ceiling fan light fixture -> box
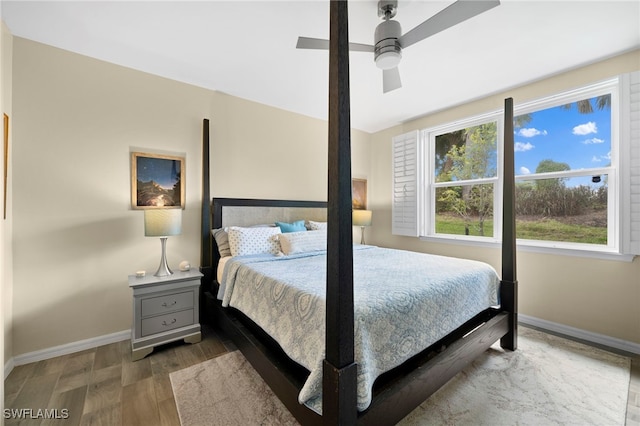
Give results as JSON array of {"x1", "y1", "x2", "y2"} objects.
[
  {"x1": 375, "y1": 51, "x2": 401, "y2": 70},
  {"x1": 374, "y1": 19, "x2": 402, "y2": 70}
]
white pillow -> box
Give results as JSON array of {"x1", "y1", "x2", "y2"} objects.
[
  {"x1": 279, "y1": 230, "x2": 327, "y2": 255},
  {"x1": 227, "y1": 226, "x2": 281, "y2": 256},
  {"x1": 306, "y1": 220, "x2": 327, "y2": 231}
]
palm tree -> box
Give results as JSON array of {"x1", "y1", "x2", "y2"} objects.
[{"x1": 561, "y1": 94, "x2": 611, "y2": 113}]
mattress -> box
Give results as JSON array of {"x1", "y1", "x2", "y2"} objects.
[{"x1": 218, "y1": 245, "x2": 500, "y2": 413}]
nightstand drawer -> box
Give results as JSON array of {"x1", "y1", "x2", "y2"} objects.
[
  {"x1": 141, "y1": 291, "x2": 193, "y2": 317},
  {"x1": 141, "y1": 309, "x2": 194, "y2": 337}
]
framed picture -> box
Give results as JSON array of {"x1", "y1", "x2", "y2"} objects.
[
  {"x1": 352, "y1": 178, "x2": 367, "y2": 210},
  {"x1": 131, "y1": 151, "x2": 185, "y2": 209},
  {"x1": 3, "y1": 114, "x2": 8, "y2": 219}
]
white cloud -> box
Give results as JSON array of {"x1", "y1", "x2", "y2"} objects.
[
  {"x1": 591, "y1": 152, "x2": 611, "y2": 162},
  {"x1": 582, "y1": 137, "x2": 605, "y2": 144},
  {"x1": 518, "y1": 127, "x2": 547, "y2": 138},
  {"x1": 573, "y1": 121, "x2": 598, "y2": 135},
  {"x1": 517, "y1": 128, "x2": 548, "y2": 137},
  {"x1": 514, "y1": 142, "x2": 534, "y2": 152},
  {"x1": 519, "y1": 166, "x2": 531, "y2": 175}
]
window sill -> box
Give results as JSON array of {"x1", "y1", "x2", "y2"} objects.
[{"x1": 419, "y1": 235, "x2": 636, "y2": 262}]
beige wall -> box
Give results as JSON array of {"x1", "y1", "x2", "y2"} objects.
[
  {"x1": 11, "y1": 38, "x2": 211, "y2": 356},
  {"x1": 208, "y1": 92, "x2": 370, "y2": 201},
  {"x1": 10, "y1": 37, "x2": 371, "y2": 357},
  {"x1": 369, "y1": 49, "x2": 640, "y2": 345},
  {"x1": 1, "y1": 18, "x2": 14, "y2": 398}
]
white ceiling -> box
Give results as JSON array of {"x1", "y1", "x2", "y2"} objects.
[{"x1": 2, "y1": 1, "x2": 639, "y2": 133}]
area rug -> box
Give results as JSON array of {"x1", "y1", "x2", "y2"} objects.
[{"x1": 170, "y1": 327, "x2": 630, "y2": 426}]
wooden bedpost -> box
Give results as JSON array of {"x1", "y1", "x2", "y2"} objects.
[
  {"x1": 201, "y1": 118, "x2": 211, "y2": 269},
  {"x1": 500, "y1": 98, "x2": 518, "y2": 350},
  {"x1": 323, "y1": 0, "x2": 358, "y2": 424},
  {"x1": 200, "y1": 118, "x2": 214, "y2": 316}
]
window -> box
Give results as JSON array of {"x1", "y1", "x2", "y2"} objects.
[
  {"x1": 392, "y1": 72, "x2": 640, "y2": 258},
  {"x1": 432, "y1": 120, "x2": 498, "y2": 238},
  {"x1": 513, "y1": 91, "x2": 614, "y2": 249}
]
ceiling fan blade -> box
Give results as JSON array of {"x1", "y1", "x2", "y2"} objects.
[
  {"x1": 383, "y1": 67, "x2": 402, "y2": 93},
  {"x1": 399, "y1": 0, "x2": 500, "y2": 49},
  {"x1": 296, "y1": 36, "x2": 374, "y2": 52},
  {"x1": 348, "y1": 42, "x2": 375, "y2": 53},
  {"x1": 297, "y1": 37, "x2": 330, "y2": 50}
]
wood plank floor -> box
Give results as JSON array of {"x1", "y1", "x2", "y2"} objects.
[
  {"x1": 4, "y1": 324, "x2": 234, "y2": 426},
  {"x1": 4, "y1": 324, "x2": 640, "y2": 425},
  {"x1": 630, "y1": 356, "x2": 640, "y2": 426}
]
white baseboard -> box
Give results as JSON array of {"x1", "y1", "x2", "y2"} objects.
[
  {"x1": 4, "y1": 356, "x2": 15, "y2": 380},
  {"x1": 519, "y1": 314, "x2": 640, "y2": 355},
  {"x1": 5, "y1": 316, "x2": 639, "y2": 380},
  {"x1": 4, "y1": 329, "x2": 130, "y2": 380}
]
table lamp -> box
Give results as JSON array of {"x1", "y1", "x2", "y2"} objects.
[
  {"x1": 352, "y1": 209, "x2": 372, "y2": 245},
  {"x1": 144, "y1": 209, "x2": 182, "y2": 277}
]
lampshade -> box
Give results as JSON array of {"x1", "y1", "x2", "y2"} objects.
[
  {"x1": 352, "y1": 210, "x2": 372, "y2": 227},
  {"x1": 144, "y1": 209, "x2": 182, "y2": 237}
]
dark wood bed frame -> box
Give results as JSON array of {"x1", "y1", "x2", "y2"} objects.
[{"x1": 198, "y1": 2, "x2": 517, "y2": 425}]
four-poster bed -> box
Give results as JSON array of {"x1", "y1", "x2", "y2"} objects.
[{"x1": 198, "y1": 2, "x2": 517, "y2": 424}]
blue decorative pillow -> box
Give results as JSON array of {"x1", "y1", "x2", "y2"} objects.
[{"x1": 276, "y1": 220, "x2": 307, "y2": 233}]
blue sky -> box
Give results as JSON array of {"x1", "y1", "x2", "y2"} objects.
[
  {"x1": 514, "y1": 98, "x2": 611, "y2": 177},
  {"x1": 136, "y1": 156, "x2": 181, "y2": 188}
]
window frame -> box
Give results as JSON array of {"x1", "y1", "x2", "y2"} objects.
[
  {"x1": 416, "y1": 78, "x2": 633, "y2": 260},
  {"x1": 510, "y1": 79, "x2": 619, "y2": 253},
  {"x1": 424, "y1": 112, "x2": 503, "y2": 243}
]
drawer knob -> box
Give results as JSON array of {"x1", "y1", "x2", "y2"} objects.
[
  {"x1": 161, "y1": 301, "x2": 177, "y2": 308},
  {"x1": 162, "y1": 318, "x2": 177, "y2": 326}
]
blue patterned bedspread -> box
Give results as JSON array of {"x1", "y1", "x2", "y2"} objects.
[{"x1": 218, "y1": 246, "x2": 500, "y2": 413}]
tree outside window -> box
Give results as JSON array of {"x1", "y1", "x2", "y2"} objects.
[{"x1": 434, "y1": 122, "x2": 497, "y2": 237}]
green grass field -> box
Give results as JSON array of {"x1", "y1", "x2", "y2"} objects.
[{"x1": 435, "y1": 215, "x2": 607, "y2": 244}]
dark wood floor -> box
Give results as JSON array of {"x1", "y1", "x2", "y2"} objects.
[{"x1": 4, "y1": 324, "x2": 640, "y2": 426}]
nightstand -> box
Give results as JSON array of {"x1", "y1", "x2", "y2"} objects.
[{"x1": 128, "y1": 269, "x2": 203, "y2": 361}]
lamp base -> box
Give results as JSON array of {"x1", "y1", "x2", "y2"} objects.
[
  {"x1": 154, "y1": 237, "x2": 173, "y2": 277},
  {"x1": 360, "y1": 226, "x2": 366, "y2": 245}
]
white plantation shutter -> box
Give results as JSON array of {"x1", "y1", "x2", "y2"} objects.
[
  {"x1": 392, "y1": 131, "x2": 420, "y2": 236},
  {"x1": 621, "y1": 71, "x2": 640, "y2": 255}
]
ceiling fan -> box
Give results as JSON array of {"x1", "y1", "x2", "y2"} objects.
[{"x1": 296, "y1": 0, "x2": 500, "y2": 93}]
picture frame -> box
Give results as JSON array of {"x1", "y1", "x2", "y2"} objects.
[
  {"x1": 352, "y1": 178, "x2": 367, "y2": 210},
  {"x1": 131, "y1": 151, "x2": 185, "y2": 209},
  {"x1": 3, "y1": 113, "x2": 8, "y2": 220}
]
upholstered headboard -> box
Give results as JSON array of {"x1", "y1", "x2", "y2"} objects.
[
  {"x1": 216, "y1": 205, "x2": 327, "y2": 228},
  {"x1": 205, "y1": 198, "x2": 328, "y2": 280}
]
